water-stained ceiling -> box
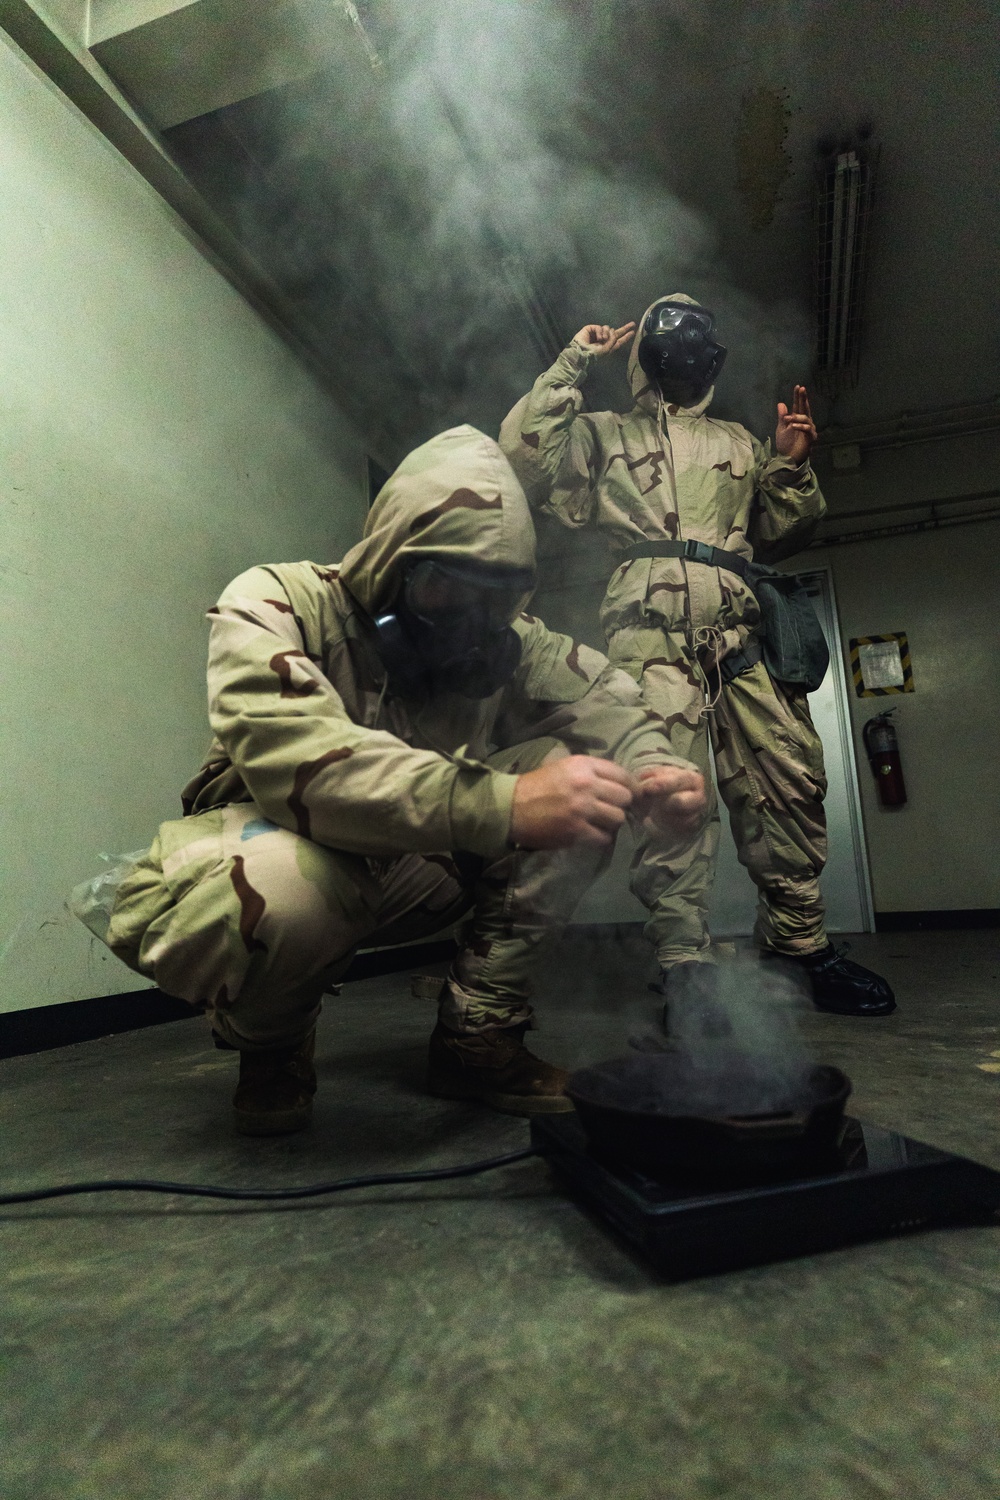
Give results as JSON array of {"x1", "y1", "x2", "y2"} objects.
[{"x1": 90, "y1": 0, "x2": 999, "y2": 462}]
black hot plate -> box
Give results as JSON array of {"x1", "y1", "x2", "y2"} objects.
[{"x1": 531, "y1": 1114, "x2": 1000, "y2": 1280}]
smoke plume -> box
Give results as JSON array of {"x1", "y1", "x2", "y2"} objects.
[
  {"x1": 577, "y1": 956, "x2": 815, "y2": 1118},
  {"x1": 173, "y1": 0, "x2": 813, "y2": 456}
]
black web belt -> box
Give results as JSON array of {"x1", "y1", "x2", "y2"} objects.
[
  {"x1": 619, "y1": 538, "x2": 830, "y2": 692},
  {"x1": 620, "y1": 537, "x2": 757, "y2": 585},
  {"x1": 619, "y1": 538, "x2": 764, "y2": 681}
]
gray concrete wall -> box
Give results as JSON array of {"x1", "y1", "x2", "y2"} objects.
[
  {"x1": 0, "y1": 31, "x2": 368, "y2": 1014},
  {"x1": 532, "y1": 432, "x2": 1000, "y2": 917},
  {"x1": 812, "y1": 432, "x2": 1000, "y2": 913},
  {"x1": 807, "y1": 517, "x2": 1000, "y2": 914}
]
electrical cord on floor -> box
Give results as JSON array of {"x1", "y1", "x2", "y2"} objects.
[{"x1": 0, "y1": 1147, "x2": 541, "y2": 1208}]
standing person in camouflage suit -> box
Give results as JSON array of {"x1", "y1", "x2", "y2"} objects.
[
  {"x1": 499, "y1": 294, "x2": 894, "y2": 1019},
  {"x1": 96, "y1": 425, "x2": 705, "y2": 1135}
]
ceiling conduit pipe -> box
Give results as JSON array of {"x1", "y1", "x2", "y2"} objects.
[{"x1": 808, "y1": 489, "x2": 1000, "y2": 548}]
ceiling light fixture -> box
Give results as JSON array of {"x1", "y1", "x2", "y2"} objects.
[{"x1": 814, "y1": 141, "x2": 877, "y2": 395}]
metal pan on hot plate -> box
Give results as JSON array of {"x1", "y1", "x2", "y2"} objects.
[{"x1": 567, "y1": 1057, "x2": 852, "y2": 1185}]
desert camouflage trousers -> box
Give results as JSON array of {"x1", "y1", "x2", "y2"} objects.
[
  {"x1": 611, "y1": 625, "x2": 829, "y2": 966},
  {"x1": 105, "y1": 738, "x2": 609, "y2": 1050}
]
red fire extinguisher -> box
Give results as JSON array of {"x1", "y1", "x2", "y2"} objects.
[{"x1": 862, "y1": 709, "x2": 907, "y2": 807}]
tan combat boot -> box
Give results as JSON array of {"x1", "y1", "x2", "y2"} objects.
[
  {"x1": 232, "y1": 1030, "x2": 317, "y2": 1136},
  {"x1": 427, "y1": 1022, "x2": 573, "y2": 1116}
]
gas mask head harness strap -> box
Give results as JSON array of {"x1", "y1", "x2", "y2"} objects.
[
  {"x1": 373, "y1": 556, "x2": 535, "y2": 699},
  {"x1": 637, "y1": 299, "x2": 728, "y2": 406}
]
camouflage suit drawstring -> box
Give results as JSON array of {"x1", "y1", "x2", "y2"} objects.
[
  {"x1": 655, "y1": 394, "x2": 726, "y2": 720},
  {"x1": 693, "y1": 625, "x2": 727, "y2": 719},
  {"x1": 373, "y1": 674, "x2": 389, "y2": 729}
]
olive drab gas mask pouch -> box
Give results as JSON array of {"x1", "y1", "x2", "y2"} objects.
[{"x1": 746, "y1": 566, "x2": 830, "y2": 694}]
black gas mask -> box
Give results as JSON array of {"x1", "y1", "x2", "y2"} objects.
[
  {"x1": 637, "y1": 300, "x2": 727, "y2": 406},
  {"x1": 373, "y1": 557, "x2": 534, "y2": 699}
]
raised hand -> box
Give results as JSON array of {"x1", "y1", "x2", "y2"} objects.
[
  {"x1": 572, "y1": 322, "x2": 636, "y2": 357},
  {"x1": 633, "y1": 765, "x2": 707, "y2": 839},
  {"x1": 510, "y1": 755, "x2": 636, "y2": 850},
  {"x1": 775, "y1": 385, "x2": 818, "y2": 465}
]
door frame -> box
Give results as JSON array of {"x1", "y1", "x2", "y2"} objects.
[{"x1": 798, "y1": 565, "x2": 875, "y2": 932}]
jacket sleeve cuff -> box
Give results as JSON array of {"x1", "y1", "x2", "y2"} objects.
[
  {"x1": 552, "y1": 340, "x2": 596, "y2": 386},
  {"x1": 765, "y1": 457, "x2": 813, "y2": 489},
  {"x1": 448, "y1": 768, "x2": 519, "y2": 857}
]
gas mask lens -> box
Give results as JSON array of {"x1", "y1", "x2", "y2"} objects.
[
  {"x1": 404, "y1": 559, "x2": 534, "y2": 632},
  {"x1": 646, "y1": 304, "x2": 715, "y2": 337}
]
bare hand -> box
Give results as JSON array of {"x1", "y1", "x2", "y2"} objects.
[
  {"x1": 775, "y1": 385, "x2": 817, "y2": 465},
  {"x1": 510, "y1": 756, "x2": 636, "y2": 850},
  {"x1": 633, "y1": 765, "x2": 707, "y2": 839},
  {"x1": 573, "y1": 322, "x2": 636, "y2": 358}
]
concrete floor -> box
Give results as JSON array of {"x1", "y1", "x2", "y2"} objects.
[{"x1": 1, "y1": 929, "x2": 999, "y2": 1500}]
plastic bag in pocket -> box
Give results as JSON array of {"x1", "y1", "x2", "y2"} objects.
[{"x1": 67, "y1": 850, "x2": 150, "y2": 943}]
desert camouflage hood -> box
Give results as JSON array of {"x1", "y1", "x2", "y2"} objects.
[
  {"x1": 627, "y1": 292, "x2": 715, "y2": 419},
  {"x1": 339, "y1": 425, "x2": 537, "y2": 618},
  {"x1": 169, "y1": 413, "x2": 684, "y2": 867}
]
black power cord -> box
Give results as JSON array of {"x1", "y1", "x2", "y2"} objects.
[{"x1": 0, "y1": 1148, "x2": 540, "y2": 1208}]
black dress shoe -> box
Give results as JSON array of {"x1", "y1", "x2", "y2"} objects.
[
  {"x1": 764, "y1": 943, "x2": 896, "y2": 1016},
  {"x1": 656, "y1": 962, "x2": 732, "y2": 1038}
]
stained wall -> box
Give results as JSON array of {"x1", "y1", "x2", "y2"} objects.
[{"x1": 0, "y1": 33, "x2": 368, "y2": 1013}]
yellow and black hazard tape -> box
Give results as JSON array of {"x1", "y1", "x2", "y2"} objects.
[{"x1": 849, "y1": 632, "x2": 914, "y2": 698}]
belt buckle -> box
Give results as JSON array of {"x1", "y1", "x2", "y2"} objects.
[{"x1": 682, "y1": 539, "x2": 715, "y2": 566}]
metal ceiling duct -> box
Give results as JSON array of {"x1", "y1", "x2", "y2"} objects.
[{"x1": 814, "y1": 143, "x2": 877, "y2": 395}]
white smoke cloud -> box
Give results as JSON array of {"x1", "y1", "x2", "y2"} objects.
[
  {"x1": 216, "y1": 0, "x2": 813, "y2": 448},
  {"x1": 611, "y1": 955, "x2": 815, "y2": 1117}
]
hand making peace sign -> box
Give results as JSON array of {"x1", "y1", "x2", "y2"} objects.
[
  {"x1": 775, "y1": 385, "x2": 818, "y2": 466},
  {"x1": 572, "y1": 322, "x2": 637, "y2": 356}
]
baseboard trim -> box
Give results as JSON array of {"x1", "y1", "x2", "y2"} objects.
[
  {"x1": 338, "y1": 938, "x2": 458, "y2": 981},
  {"x1": 874, "y1": 909, "x2": 1000, "y2": 932},
  {"x1": 562, "y1": 922, "x2": 645, "y2": 938},
  {"x1": 5, "y1": 914, "x2": 995, "y2": 1060},
  {"x1": 0, "y1": 939, "x2": 461, "y2": 1062},
  {"x1": 0, "y1": 989, "x2": 194, "y2": 1061}
]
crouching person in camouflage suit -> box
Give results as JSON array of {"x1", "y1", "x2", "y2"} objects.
[
  {"x1": 500, "y1": 294, "x2": 895, "y2": 1021},
  {"x1": 98, "y1": 426, "x2": 705, "y2": 1135}
]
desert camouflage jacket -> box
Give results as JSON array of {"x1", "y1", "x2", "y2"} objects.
[
  {"x1": 181, "y1": 426, "x2": 686, "y2": 860},
  {"x1": 499, "y1": 293, "x2": 827, "y2": 665}
]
